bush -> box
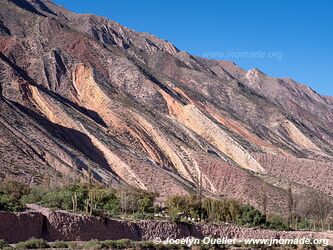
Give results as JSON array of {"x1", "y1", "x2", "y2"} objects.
[
  {"x1": 165, "y1": 195, "x2": 299, "y2": 232},
  {"x1": 0, "y1": 180, "x2": 29, "y2": 212},
  {"x1": 266, "y1": 214, "x2": 289, "y2": 230},
  {"x1": 237, "y1": 204, "x2": 266, "y2": 227},
  {"x1": 0, "y1": 239, "x2": 11, "y2": 249},
  {"x1": 103, "y1": 239, "x2": 134, "y2": 249},
  {"x1": 166, "y1": 195, "x2": 189, "y2": 216},
  {"x1": 23, "y1": 184, "x2": 90, "y2": 212},
  {"x1": 202, "y1": 198, "x2": 241, "y2": 223},
  {"x1": 298, "y1": 219, "x2": 311, "y2": 230},
  {"x1": 166, "y1": 195, "x2": 201, "y2": 219},
  {"x1": 35, "y1": 184, "x2": 122, "y2": 216},
  {"x1": 266, "y1": 215, "x2": 289, "y2": 230},
  {"x1": 67, "y1": 242, "x2": 78, "y2": 249},
  {"x1": 80, "y1": 240, "x2": 104, "y2": 250},
  {"x1": 0, "y1": 194, "x2": 22, "y2": 212},
  {"x1": 118, "y1": 189, "x2": 157, "y2": 215},
  {"x1": 134, "y1": 240, "x2": 156, "y2": 249},
  {"x1": 0, "y1": 180, "x2": 29, "y2": 200},
  {"x1": 167, "y1": 195, "x2": 269, "y2": 227},
  {"x1": 20, "y1": 187, "x2": 47, "y2": 205},
  {"x1": 15, "y1": 238, "x2": 49, "y2": 249},
  {"x1": 50, "y1": 240, "x2": 69, "y2": 248},
  {"x1": 97, "y1": 240, "x2": 115, "y2": 249},
  {"x1": 102, "y1": 194, "x2": 120, "y2": 215},
  {"x1": 138, "y1": 195, "x2": 154, "y2": 214},
  {"x1": 39, "y1": 188, "x2": 74, "y2": 210},
  {"x1": 88, "y1": 187, "x2": 120, "y2": 215},
  {"x1": 1, "y1": 180, "x2": 159, "y2": 218}
]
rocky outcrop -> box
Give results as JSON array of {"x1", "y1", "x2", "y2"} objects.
[
  {"x1": 1, "y1": 210, "x2": 333, "y2": 245},
  {"x1": 159, "y1": 90, "x2": 266, "y2": 174}
]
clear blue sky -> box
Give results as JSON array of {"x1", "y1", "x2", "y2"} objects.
[{"x1": 53, "y1": 0, "x2": 333, "y2": 96}]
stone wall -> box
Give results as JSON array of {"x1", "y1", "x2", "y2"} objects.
[
  {"x1": 0, "y1": 211, "x2": 44, "y2": 243},
  {"x1": 0, "y1": 210, "x2": 332, "y2": 244}
]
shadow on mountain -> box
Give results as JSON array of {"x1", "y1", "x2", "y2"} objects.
[
  {"x1": 31, "y1": 0, "x2": 57, "y2": 16},
  {"x1": 8, "y1": 0, "x2": 46, "y2": 17},
  {"x1": 135, "y1": 63, "x2": 190, "y2": 105},
  {"x1": 0, "y1": 20, "x2": 11, "y2": 36},
  {"x1": 0, "y1": 53, "x2": 107, "y2": 128},
  {"x1": 12, "y1": 101, "x2": 112, "y2": 172}
]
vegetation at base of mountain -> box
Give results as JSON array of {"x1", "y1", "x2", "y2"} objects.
[
  {"x1": 22, "y1": 184, "x2": 157, "y2": 217},
  {"x1": 0, "y1": 179, "x2": 332, "y2": 231},
  {"x1": 0, "y1": 179, "x2": 157, "y2": 217},
  {"x1": 166, "y1": 195, "x2": 288, "y2": 230},
  {"x1": 0, "y1": 180, "x2": 29, "y2": 212}
]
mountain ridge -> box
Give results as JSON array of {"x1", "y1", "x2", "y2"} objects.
[{"x1": 1, "y1": 0, "x2": 333, "y2": 216}]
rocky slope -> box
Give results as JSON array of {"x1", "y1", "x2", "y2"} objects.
[{"x1": 1, "y1": 0, "x2": 333, "y2": 215}]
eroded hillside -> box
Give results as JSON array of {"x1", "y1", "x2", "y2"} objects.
[{"x1": 1, "y1": 0, "x2": 333, "y2": 215}]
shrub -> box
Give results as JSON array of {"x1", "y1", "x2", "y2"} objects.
[
  {"x1": 40, "y1": 188, "x2": 73, "y2": 210},
  {"x1": 104, "y1": 239, "x2": 134, "y2": 249},
  {"x1": 88, "y1": 187, "x2": 120, "y2": 215},
  {"x1": 0, "y1": 239, "x2": 5, "y2": 248},
  {"x1": 99, "y1": 239, "x2": 158, "y2": 249},
  {"x1": 138, "y1": 195, "x2": 155, "y2": 214},
  {"x1": 266, "y1": 214, "x2": 289, "y2": 230},
  {"x1": 118, "y1": 189, "x2": 157, "y2": 215},
  {"x1": 237, "y1": 204, "x2": 266, "y2": 227},
  {"x1": 67, "y1": 242, "x2": 78, "y2": 249},
  {"x1": 15, "y1": 238, "x2": 49, "y2": 249},
  {"x1": 298, "y1": 219, "x2": 311, "y2": 230},
  {"x1": 202, "y1": 198, "x2": 241, "y2": 223},
  {"x1": 50, "y1": 240, "x2": 69, "y2": 248},
  {"x1": 135, "y1": 240, "x2": 156, "y2": 249},
  {"x1": 1, "y1": 180, "x2": 159, "y2": 218},
  {"x1": 102, "y1": 194, "x2": 120, "y2": 215},
  {"x1": 166, "y1": 195, "x2": 201, "y2": 219},
  {"x1": 20, "y1": 186, "x2": 48, "y2": 205},
  {"x1": 0, "y1": 180, "x2": 29, "y2": 212},
  {"x1": 0, "y1": 180, "x2": 29, "y2": 200},
  {"x1": 80, "y1": 240, "x2": 103, "y2": 250},
  {"x1": 0, "y1": 194, "x2": 20, "y2": 212},
  {"x1": 98, "y1": 240, "x2": 115, "y2": 249},
  {"x1": 0, "y1": 239, "x2": 11, "y2": 249}
]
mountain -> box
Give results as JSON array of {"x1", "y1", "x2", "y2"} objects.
[{"x1": 1, "y1": 0, "x2": 333, "y2": 216}]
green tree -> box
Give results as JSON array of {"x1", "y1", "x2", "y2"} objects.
[
  {"x1": 238, "y1": 204, "x2": 266, "y2": 227},
  {"x1": 0, "y1": 180, "x2": 29, "y2": 211}
]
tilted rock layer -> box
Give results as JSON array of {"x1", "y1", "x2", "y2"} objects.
[{"x1": 1, "y1": 0, "x2": 333, "y2": 214}]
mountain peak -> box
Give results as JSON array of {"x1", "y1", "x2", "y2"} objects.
[{"x1": 244, "y1": 68, "x2": 266, "y2": 83}]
